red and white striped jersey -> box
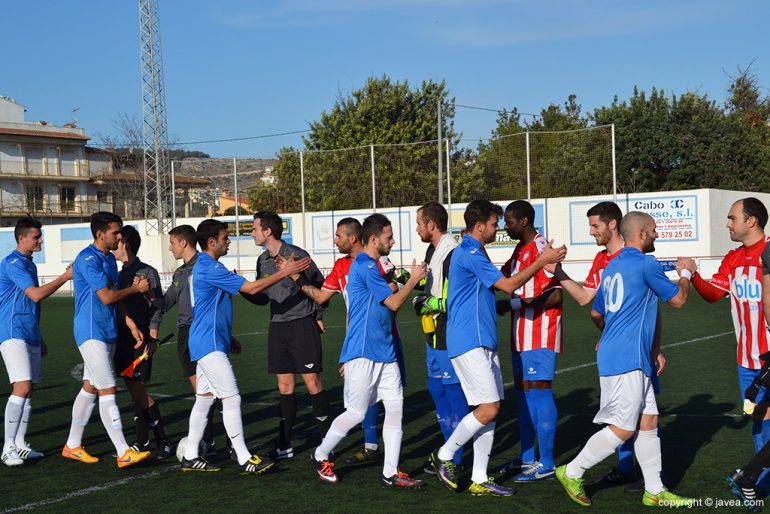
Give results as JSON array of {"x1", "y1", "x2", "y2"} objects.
[
  {"x1": 502, "y1": 234, "x2": 563, "y2": 353},
  {"x1": 321, "y1": 254, "x2": 394, "y2": 309},
  {"x1": 708, "y1": 236, "x2": 769, "y2": 369},
  {"x1": 583, "y1": 248, "x2": 622, "y2": 290}
]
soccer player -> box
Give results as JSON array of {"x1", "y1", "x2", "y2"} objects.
[
  {"x1": 112, "y1": 225, "x2": 171, "y2": 458},
  {"x1": 1, "y1": 218, "x2": 72, "y2": 466},
  {"x1": 310, "y1": 213, "x2": 426, "y2": 488},
  {"x1": 245, "y1": 211, "x2": 330, "y2": 459},
  {"x1": 412, "y1": 202, "x2": 469, "y2": 472},
  {"x1": 430, "y1": 199, "x2": 566, "y2": 497},
  {"x1": 62, "y1": 212, "x2": 153, "y2": 468},
  {"x1": 727, "y1": 237, "x2": 770, "y2": 510},
  {"x1": 691, "y1": 199, "x2": 769, "y2": 457},
  {"x1": 150, "y1": 224, "x2": 219, "y2": 458},
  {"x1": 495, "y1": 200, "x2": 563, "y2": 482},
  {"x1": 550, "y1": 201, "x2": 643, "y2": 487},
  {"x1": 180, "y1": 219, "x2": 310, "y2": 473},
  {"x1": 293, "y1": 217, "x2": 400, "y2": 465},
  {"x1": 555, "y1": 211, "x2": 695, "y2": 508}
]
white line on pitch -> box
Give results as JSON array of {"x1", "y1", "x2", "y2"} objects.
[{"x1": 3, "y1": 466, "x2": 177, "y2": 512}]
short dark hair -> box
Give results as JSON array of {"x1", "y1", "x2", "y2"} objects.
[
  {"x1": 169, "y1": 224, "x2": 197, "y2": 249},
  {"x1": 254, "y1": 211, "x2": 283, "y2": 239},
  {"x1": 337, "y1": 217, "x2": 363, "y2": 242},
  {"x1": 464, "y1": 200, "x2": 503, "y2": 231},
  {"x1": 196, "y1": 219, "x2": 228, "y2": 250},
  {"x1": 120, "y1": 225, "x2": 141, "y2": 254},
  {"x1": 741, "y1": 197, "x2": 768, "y2": 229},
  {"x1": 362, "y1": 213, "x2": 391, "y2": 244},
  {"x1": 505, "y1": 200, "x2": 535, "y2": 224},
  {"x1": 418, "y1": 202, "x2": 448, "y2": 232},
  {"x1": 14, "y1": 217, "x2": 42, "y2": 242},
  {"x1": 90, "y1": 211, "x2": 123, "y2": 238},
  {"x1": 586, "y1": 201, "x2": 623, "y2": 227}
]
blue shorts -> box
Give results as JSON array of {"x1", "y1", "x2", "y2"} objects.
[
  {"x1": 520, "y1": 348, "x2": 558, "y2": 381},
  {"x1": 426, "y1": 345, "x2": 460, "y2": 385},
  {"x1": 738, "y1": 365, "x2": 770, "y2": 405}
]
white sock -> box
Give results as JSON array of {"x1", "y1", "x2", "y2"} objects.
[
  {"x1": 221, "y1": 395, "x2": 251, "y2": 465},
  {"x1": 382, "y1": 400, "x2": 403, "y2": 478},
  {"x1": 315, "y1": 409, "x2": 366, "y2": 461},
  {"x1": 634, "y1": 429, "x2": 664, "y2": 495},
  {"x1": 471, "y1": 421, "x2": 495, "y2": 484},
  {"x1": 15, "y1": 398, "x2": 32, "y2": 449},
  {"x1": 66, "y1": 389, "x2": 96, "y2": 449},
  {"x1": 565, "y1": 426, "x2": 624, "y2": 478},
  {"x1": 365, "y1": 442, "x2": 379, "y2": 451},
  {"x1": 438, "y1": 412, "x2": 484, "y2": 461},
  {"x1": 184, "y1": 395, "x2": 215, "y2": 460},
  {"x1": 98, "y1": 394, "x2": 128, "y2": 456},
  {"x1": 3, "y1": 395, "x2": 25, "y2": 451}
]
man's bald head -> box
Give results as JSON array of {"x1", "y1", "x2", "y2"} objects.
[{"x1": 620, "y1": 211, "x2": 657, "y2": 253}]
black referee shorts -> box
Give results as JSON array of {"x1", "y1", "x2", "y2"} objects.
[
  {"x1": 267, "y1": 316, "x2": 323, "y2": 374},
  {"x1": 114, "y1": 334, "x2": 153, "y2": 383},
  {"x1": 177, "y1": 325, "x2": 197, "y2": 378}
]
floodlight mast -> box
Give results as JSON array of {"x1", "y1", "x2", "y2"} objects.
[{"x1": 139, "y1": 0, "x2": 172, "y2": 234}]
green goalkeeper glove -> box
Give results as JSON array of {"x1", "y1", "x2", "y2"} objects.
[
  {"x1": 412, "y1": 293, "x2": 445, "y2": 315},
  {"x1": 391, "y1": 268, "x2": 411, "y2": 286}
]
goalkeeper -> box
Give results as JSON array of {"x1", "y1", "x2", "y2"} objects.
[
  {"x1": 112, "y1": 225, "x2": 171, "y2": 459},
  {"x1": 413, "y1": 202, "x2": 469, "y2": 472}
]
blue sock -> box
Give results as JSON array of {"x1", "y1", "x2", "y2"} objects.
[
  {"x1": 526, "y1": 388, "x2": 557, "y2": 470},
  {"x1": 445, "y1": 383, "x2": 469, "y2": 465},
  {"x1": 517, "y1": 388, "x2": 536, "y2": 464},
  {"x1": 362, "y1": 403, "x2": 379, "y2": 447},
  {"x1": 753, "y1": 419, "x2": 770, "y2": 489},
  {"x1": 616, "y1": 438, "x2": 635, "y2": 474}
]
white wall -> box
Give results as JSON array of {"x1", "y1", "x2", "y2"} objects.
[{"x1": 4, "y1": 188, "x2": 768, "y2": 289}]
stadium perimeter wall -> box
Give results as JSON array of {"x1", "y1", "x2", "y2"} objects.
[{"x1": 5, "y1": 188, "x2": 768, "y2": 291}]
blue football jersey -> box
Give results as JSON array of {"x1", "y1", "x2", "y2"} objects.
[
  {"x1": 0, "y1": 250, "x2": 41, "y2": 345},
  {"x1": 339, "y1": 252, "x2": 398, "y2": 363},
  {"x1": 446, "y1": 236, "x2": 503, "y2": 358},
  {"x1": 189, "y1": 252, "x2": 246, "y2": 362},
  {"x1": 73, "y1": 244, "x2": 119, "y2": 346},
  {"x1": 593, "y1": 247, "x2": 679, "y2": 377}
]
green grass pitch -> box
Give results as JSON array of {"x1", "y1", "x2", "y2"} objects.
[{"x1": 0, "y1": 293, "x2": 757, "y2": 512}]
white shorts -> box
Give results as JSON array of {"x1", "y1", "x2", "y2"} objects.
[
  {"x1": 343, "y1": 358, "x2": 403, "y2": 414},
  {"x1": 451, "y1": 347, "x2": 504, "y2": 406},
  {"x1": 196, "y1": 352, "x2": 240, "y2": 399},
  {"x1": 1, "y1": 339, "x2": 41, "y2": 384},
  {"x1": 594, "y1": 370, "x2": 659, "y2": 431},
  {"x1": 79, "y1": 339, "x2": 117, "y2": 390}
]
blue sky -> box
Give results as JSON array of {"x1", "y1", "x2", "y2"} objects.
[{"x1": 1, "y1": 0, "x2": 767, "y2": 157}]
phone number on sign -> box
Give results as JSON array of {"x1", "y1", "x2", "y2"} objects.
[{"x1": 658, "y1": 230, "x2": 693, "y2": 240}]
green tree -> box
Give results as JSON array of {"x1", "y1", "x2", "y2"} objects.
[{"x1": 258, "y1": 75, "x2": 457, "y2": 212}]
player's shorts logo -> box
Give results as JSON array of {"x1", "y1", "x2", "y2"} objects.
[{"x1": 732, "y1": 277, "x2": 761, "y2": 301}]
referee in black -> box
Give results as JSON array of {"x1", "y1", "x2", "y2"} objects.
[
  {"x1": 113, "y1": 225, "x2": 171, "y2": 458},
  {"x1": 246, "y1": 211, "x2": 330, "y2": 460}
]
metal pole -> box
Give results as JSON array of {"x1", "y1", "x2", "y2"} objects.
[
  {"x1": 525, "y1": 131, "x2": 532, "y2": 201},
  {"x1": 299, "y1": 151, "x2": 307, "y2": 249},
  {"x1": 611, "y1": 124, "x2": 617, "y2": 200},
  {"x1": 445, "y1": 139, "x2": 453, "y2": 235},
  {"x1": 233, "y1": 157, "x2": 241, "y2": 273},
  {"x1": 437, "y1": 99, "x2": 443, "y2": 204},
  {"x1": 170, "y1": 160, "x2": 176, "y2": 228},
  {"x1": 370, "y1": 144, "x2": 376, "y2": 213}
]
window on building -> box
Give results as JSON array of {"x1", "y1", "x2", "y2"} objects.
[
  {"x1": 26, "y1": 185, "x2": 45, "y2": 212},
  {"x1": 26, "y1": 148, "x2": 43, "y2": 175},
  {"x1": 60, "y1": 186, "x2": 76, "y2": 212},
  {"x1": 96, "y1": 190, "x2": 111, "y2": 210}
]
